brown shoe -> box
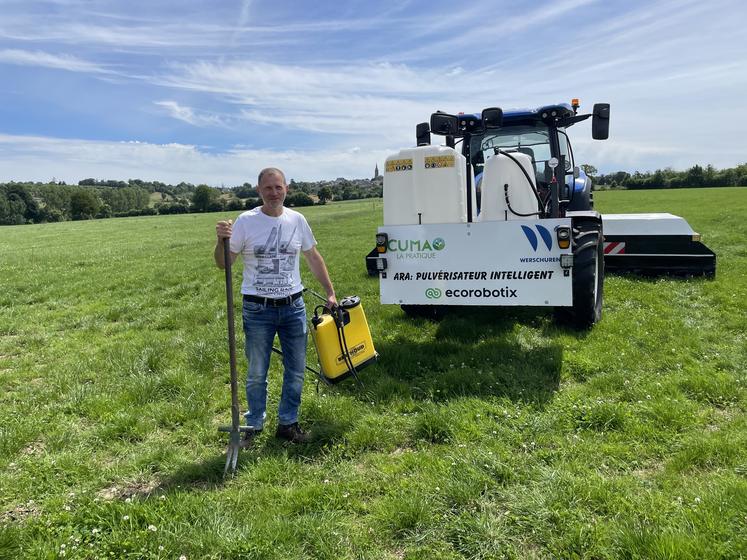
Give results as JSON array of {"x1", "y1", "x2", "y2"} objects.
[
  {"x1": 275, "y1": 422, "x2": 310, "y2": 444},
  {"x1": 239, "y1": 428, "x2": 262, "y2": 449}
]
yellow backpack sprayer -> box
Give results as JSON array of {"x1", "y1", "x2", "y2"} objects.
[
  {"x1": 310, "y1": 295, "x2": 378, "y2": 385},
  {"x1": 268, "y1": 291, "x2": 378, "y2": 388}
]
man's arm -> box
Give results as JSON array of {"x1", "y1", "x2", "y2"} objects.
[
  {"x1": 302, "y1": 246, "x2": 337, "y2": 308},
  {"x1": 215, "y1": 220, "x2": 240, "y2": 269}
]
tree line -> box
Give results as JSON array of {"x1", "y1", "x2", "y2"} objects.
[
  {"x1": 582, "y1": 163, "x2": 747, "y2": 190},
  {"x1": 0, "y1": 176, "x2": 383, "y2": 226},
  {"x1": 5, "y1": 162, "x2": 742, "y2": 225}
]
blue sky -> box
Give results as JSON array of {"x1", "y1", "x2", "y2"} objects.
[{"x1": 0, "y1": 0, "x2": 745, "y2": 185}]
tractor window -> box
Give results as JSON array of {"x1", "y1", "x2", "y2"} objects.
[
  {"x1": 471, "y1": 124, "x2": 551, "y2": 177},
  {"x1": 558, "y1": 128, "x2": 573, "y2": 172}
]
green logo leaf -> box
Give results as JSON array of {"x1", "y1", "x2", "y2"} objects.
[{"x1": 432, "y1": 238, "x2": 445, "y2": 251}]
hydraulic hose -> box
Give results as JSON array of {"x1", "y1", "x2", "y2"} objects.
[
  {"x1": 494, "y1": 148, "x2": 546, "y2": 217},
  {"x1": 503, "y1": 184, "x2": 542, "y2": 217}
]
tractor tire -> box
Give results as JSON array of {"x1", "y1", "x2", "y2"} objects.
[{"x1": 555, "y1": 219, "x2": 603, "y2": 329}]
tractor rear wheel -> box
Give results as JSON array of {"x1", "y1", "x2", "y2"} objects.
[{"x1": 555, "y1": 219, "x2": 603, "y2": 329}]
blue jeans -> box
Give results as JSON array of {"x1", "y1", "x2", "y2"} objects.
[{"x1": 242, "y1": 296, "x2": 308, "y2": 430}]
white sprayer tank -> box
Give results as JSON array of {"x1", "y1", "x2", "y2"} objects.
[
  {"x1": 479, "y1": 151, "x2": 539, "y2": 221},
  {"x1": 383, "y1": 145, "x2": 468, "y2": 225}
]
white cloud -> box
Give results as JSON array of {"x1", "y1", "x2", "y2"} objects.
[
  {"x1": 0, "y1": 13, "x2": 394, "y2": 52},
  {"x1": 0, "y1": 125, "x2": 739, "y2": 190},
  {"x1": 0, "y1": 19, "x2": 225, "y2": 49},
  {"x1": 1, "y1": 0, "x2": 746, "y2": 180},
  {"x1": 155, "y1": 58, "x2": 587, "y2": 138},
  {"x1": 0, "y1": 49, "x2": 111, "y2": 74},
  {"x1": 162, "y1": 60, "x2": 433, "y2": 98},
  {"x1": 0, "y1": 133, "x2": 389, "y2": 185},
  {"x1": 153, "y1": 100, "x2": 227, "y2": 127},
  {"x1": 389, "y1": 0, "x2": 597, "y2": 63},
  {"x1": 155, "y1": 60, "x2": 461, "y2": 138}
]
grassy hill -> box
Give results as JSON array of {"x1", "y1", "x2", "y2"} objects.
[{"x1": 1, "y1": 189, "x2": 745, "y2": 559}]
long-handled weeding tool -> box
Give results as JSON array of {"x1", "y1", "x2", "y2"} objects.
[{"x1": 217, "y1": 238, "x2": 252, "y2": 477}]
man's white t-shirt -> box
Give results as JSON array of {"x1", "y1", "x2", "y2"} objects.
[{"x1": 229, "y1": 207, "x2": 316, "y2": 297}]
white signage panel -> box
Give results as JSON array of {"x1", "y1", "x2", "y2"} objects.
[{"x1": 378, "y1": 220, "x2": 573, "y2": 306}]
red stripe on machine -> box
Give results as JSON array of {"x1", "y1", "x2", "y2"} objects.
[{"x1": 603, "y1": 241, "x2": 626, "y2": 255}]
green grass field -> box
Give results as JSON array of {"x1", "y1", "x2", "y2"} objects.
[{"x1": 1, "y1": 188, "x2": 746, "y2": 559}]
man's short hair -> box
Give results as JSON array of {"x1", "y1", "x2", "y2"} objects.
[{"x1": 257, "y1": 167, "x2": 287, "y2": 187}]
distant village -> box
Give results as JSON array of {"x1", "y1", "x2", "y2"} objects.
[{"x1": 285, "y1": 164, "x2": 383, "y2": 202}]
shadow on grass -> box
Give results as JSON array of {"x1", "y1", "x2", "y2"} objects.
[
  {"x1": 606, "y1": 270, "x2": 715, "y2": 282},
  {"x1": 155, "y1": 424, "x2": 351, "y2": 490},
  {"x1": 336, "y1": 305, "x2": 563, "y2": 407},
  {"x1": 155, "y1": 453, "x2": 228, "y2": 490}
]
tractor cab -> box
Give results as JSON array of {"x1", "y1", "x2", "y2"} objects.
[{"x1": 420, "y1": 101, "x2": 610, "y2": 219}]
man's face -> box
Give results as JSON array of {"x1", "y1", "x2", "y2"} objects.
[{"x1": 258, "y1": 172, "x2": 288, "y2": 207}]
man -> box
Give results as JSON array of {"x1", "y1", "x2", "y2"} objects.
[{"x1": 215, "y1": 167, "x2": 336, "y2": 445}]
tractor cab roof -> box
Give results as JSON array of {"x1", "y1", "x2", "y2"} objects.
[
  {"x1": 463, "y1": 103, "x2": 577, "y2": 128},
  {"x1": 428, "y1": 101, "x2": 605, "y2": 139}
]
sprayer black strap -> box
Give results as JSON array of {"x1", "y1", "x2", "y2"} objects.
[{"x1": 333, "y1": 307, "x2": 364, "y2": 389}]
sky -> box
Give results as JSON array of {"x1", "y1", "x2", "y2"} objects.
[{"x1": 0, "y1": 0, "x2": 745, "y2": 186}]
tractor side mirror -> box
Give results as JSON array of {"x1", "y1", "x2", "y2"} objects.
[
  {"x1": 481, "y1": 107, "x2": 504, "y2": 129},
  {"x1": 430, "y1": 112, "x2": 459, "y2": 136},
  {"x1": 592, "y1": 103, "x2": 610, "y2": 140},
  {"x1": 416, "y1": 122, "x2": 431, "y2": 146}
]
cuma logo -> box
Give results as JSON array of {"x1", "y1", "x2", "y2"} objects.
[
  {"x1": 425, "y1": 287, "x2": 442, "y2": 299},
  {"x1": 521, "y1": 225, "x2": 552, "y2": 251},
  {"x1": 388, "y1": 238, "x2": 446, "y2": 252}
]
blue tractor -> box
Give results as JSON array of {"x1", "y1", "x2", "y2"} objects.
[{"x1": 367, "y1": 100, "x2": 715, "y2": 327}]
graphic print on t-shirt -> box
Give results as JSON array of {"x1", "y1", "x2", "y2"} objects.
[{"x1": 253, "y1": 223, "x2": 298, "y2": 293}]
